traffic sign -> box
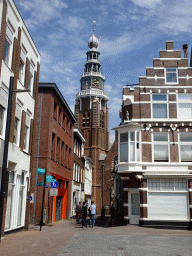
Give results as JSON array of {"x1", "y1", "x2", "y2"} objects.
[
  {"x1": 46, "y1": 175, "x2": 56, "y2": 183},
  {"x1": 51, "y1": 181, "x2": 58, "y2": 189},
  {"x1": 50, "y1": 188, "x2": 58, "y2": 196},
  {"x1": 37, "y1": 182, "x2": 44, "y2": 186},
  {"x1": 38, "y1": 168, "x2": 46, "y2": 175},
  {"x1": 30, "y1": 193, "x2": 34, "y2": 203}
]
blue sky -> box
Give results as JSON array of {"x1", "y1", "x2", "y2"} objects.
[{"x1": 15, "y1": 0, "x2": 192, "y2": 143}]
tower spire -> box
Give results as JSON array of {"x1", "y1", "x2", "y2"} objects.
[{"x1": 93, "y1": 20, "x2": 96, "y2": 33}]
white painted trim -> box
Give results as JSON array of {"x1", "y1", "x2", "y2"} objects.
[
  {"x1": 123, "y1": 203, "x2": 128, "y2": 207},
  {"x1": 140, "y1": 218, "x2": 190, "y2": 221},
  {"x1": 139, "y1": 188, "x2": 147, "y2": 191},
  {"x1": 123, "y1": 188, "x2": 129, "y2": 191},
  {"x1": 189, "y1": 205, "x2": 192, "y2": 208},
  {"x1": 140, "y1": 204, "x2": 148, "y2": 207},
  {"x1": 123, "y1": 216, "x2": 129, "y2": 219},
  {"x1": 188, "y1": 189, "x2": 192, "y2": 192}
]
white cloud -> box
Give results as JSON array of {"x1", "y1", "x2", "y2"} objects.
[
  {"x1": 131, "y1": 0, "x2": 162, "y2": 9},
  {"x1": 109, "y1": 133, "x2": 115, "y2": 144},
  {"x1": 108, "y1": 97, "x2": 122, "y2": 116},
  {"x1": 39, "y1": 50, "x2": 51, "y2": 73},
  {"x1": 18, "y1": 0, "x2": 68, "y2": 28}
]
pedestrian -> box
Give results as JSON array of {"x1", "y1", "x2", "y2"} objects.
[
  {"x1": 85, "y1": 199, "x2": 88, "y2": 207},
  {"x1": 76, "y1": 201, "x2": 82, "y2": 222},
  {"x1": 90, "y1": 201, "x2": 96, "y2": 228},
  {"x1": 81, "y1": 202, "x2": 88, "y2": 228}
]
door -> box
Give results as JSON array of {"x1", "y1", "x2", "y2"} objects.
[
  {"x1": 129, "y1": 192, "x2": 140, "y2": 225},
  {"x1": 55, "y1": 196, "x2": 62, "y2": 222}
]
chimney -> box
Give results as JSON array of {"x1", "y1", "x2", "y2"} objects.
[{"x1": 183, "y1": 44, "x2": 188, "y2": 58}]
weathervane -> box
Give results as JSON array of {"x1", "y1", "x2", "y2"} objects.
[{"x1": 93, "y1": 20, "x2": 96, "y2": 33}]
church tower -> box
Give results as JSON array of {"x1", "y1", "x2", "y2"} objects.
[{"x1": 75, "y1": 27, "x2": 109, "y2": 210}]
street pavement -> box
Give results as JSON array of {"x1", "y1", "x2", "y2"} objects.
[{"x1": 1, "y1": 217, "x2": 192, "y2": 256}]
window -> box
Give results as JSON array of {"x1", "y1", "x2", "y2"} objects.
[
  {"x1": 180, "y1": 133, "x2": 192, "y2": 162},
  {"x1": 153, "y1": 132, "x2": 169, "y2": 162},
  {"x1": 13, "y1": 117, "x2": 19, "y2": 144},
  {"x1": 3, "y1": 38, "x2": 11, "y2": 65},
  {"x1": 120, "y1": 133, "x2": 128, "y2": 162},
  {"x1": 152, "y1": 94, "x2": 167, "y2": 118},
  {"x1": 19, "y1": 60, "x2": 24, "y2": 83},
  {"x1": 119, "y1": 131, "x2": 140, "y2": 163},
  {"x1": 24, "y1": 125, "x2": 29, "y2": 150},
  {"x1": 5, "y1": 171, "x2": 14, "y2": 229},
  {"x1": 166, "y1": 68, "x2": 177, "y2": 83},
  {"x1": 148, "y1": 178, "x2": 187, "y2": 191},
  {"x1": 28, "y1": 73, "x2": 33, "y2": 91},
  {"x1": 178, "y1": 94, "x2": 192, "y2": 119},
  {"x1": 0, "y1": 105, "x2": 5, "y2": 136},
  {"x1": 17, "y1": 172, "x2": 25, "y2": 226}
]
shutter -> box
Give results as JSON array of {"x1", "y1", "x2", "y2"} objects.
[{"x1": 148, "y1": 192, "x2": 188, "y2": 220}]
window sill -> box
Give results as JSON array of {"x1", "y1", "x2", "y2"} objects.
[
  {"x1": 2, "y1": 60, "x2": 13, "y2": 74},
  {"x1": 23, "y1": 150, "x2": 30, "y2": 155},
  {"x1": 53, "y1": 116, "x2": 57, "y2": 121}
]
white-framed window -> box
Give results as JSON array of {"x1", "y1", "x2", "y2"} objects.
[
  {"x1": 177, "y1": 93, "x2": 192, "y2": 119},
  {"x1": 152, "y1": 94, "x2": 168, "y2": 119},
  {"x1": 5, "y1": 171, "x2": 15, "y2": 229},
  {"x1": 180, "y1": 132, "x2": 192, "y2": 162},
  {"x1": 17, "y1": 171, "x2": 25, "y2": 226},
  {"x1": 3, "y1": 37, "x2": 11, "y2": 66},
  {"x1": 73, "y1": 163, "x2": 75, "y2": 180},
  {"x1": 13, "y1": 117, "x2": 19, "y2": 144},
  {"x1": 120, "y1": 132, "x2": 128, "y2": 162},
  {"x1": 148, "y1": 178, "x2": 187, "y2": 192},
  {"x1": 76, "y1": 164, "x2": 78, "y2": 181},
  {"x1": 19, "y1": 59, "x2": 25, "y2": 84},
  {"x1": 119, "y1": 131, "x2": 140, "y2": 163},
  {"x1": 28, "y1": 73, "x2": 33, "y2": 92},
  {"x1": 166, "y1": 68, "x2": 178, "y2": 84},
  {"x1": 153, "y1": 132, "x2": 169, "y2": 162},
  {"x1": 79, "y1": 144, "x2": 81, "y2": 157},
  {"x1": 0, "y1": 105, "x2": 5, "y2": 136}
]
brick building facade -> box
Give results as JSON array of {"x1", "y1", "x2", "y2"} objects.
[
  {"x1": 75, "y1": 30, "x2": 109, "y2": 212},
  {"x1": 30, "y1": 83, "x2": 76, "y2": 224},
  {"x1": 115, "y1": 41, "x2": 192, "y2": 229},
  {"x1": 0, "y1": 0, "x2": 40, "y2": 235}
]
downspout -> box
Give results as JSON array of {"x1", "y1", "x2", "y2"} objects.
[{"x1": 33, "y1": 88, "x2": 43, "y2": 224}]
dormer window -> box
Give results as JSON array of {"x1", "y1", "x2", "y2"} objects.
[{"x1": 166, "y1": 68, "x2": 178, "y2": 84}]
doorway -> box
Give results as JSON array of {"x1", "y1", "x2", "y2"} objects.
[
  {"x1": 128, "y1": 191, "x2": 140, "y2": 225},
  {"x1": 55, "y1": 196, "x2": 62, "y2": 222}
]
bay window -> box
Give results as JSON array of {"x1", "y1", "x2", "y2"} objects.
[
  {"x1": 180, "y1": 132, "x2": 192, "y2": 162},
  {"x1": 154, "y1": 132, "x2": 169, "y2": 162},
  {"x1": 152, "y1": 94, "x2": 168, "y2": 118},
  {"x1": 178, "y1": 94, "x2": 192, "y2": 119},
  {"x1": 119, "y1": 131, "x2": 140, "y2": 163}
]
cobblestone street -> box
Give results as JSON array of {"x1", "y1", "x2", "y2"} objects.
[{"x1": 1, "y1": 218, "x2": 192, "y2": 256}]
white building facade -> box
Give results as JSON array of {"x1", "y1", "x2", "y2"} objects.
[
  {"x1": 115, "y1": 41, "x2": 192, "y2": 229},
  {"x1": 0, "y1": 0, "x2": 40, "y2": 233}
]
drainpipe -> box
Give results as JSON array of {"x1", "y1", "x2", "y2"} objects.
[{"x1": 33, "y1": 89, "x2": 43, "y2": 224}]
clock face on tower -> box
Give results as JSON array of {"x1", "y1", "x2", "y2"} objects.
[{"x1": 92, "y1": 78, "x2": 99, "y2": 87}]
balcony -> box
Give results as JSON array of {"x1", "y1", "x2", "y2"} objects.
[
  {"x1": 81, "y1": 71, "x2": 105, "y2": 80},
  {"x1": 76, "y1": 88, "x2": 109, "y2": 101}
]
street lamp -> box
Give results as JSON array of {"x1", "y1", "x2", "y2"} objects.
[{"x1": 0, "y1": 77, "x2": 30, "y2": 242}]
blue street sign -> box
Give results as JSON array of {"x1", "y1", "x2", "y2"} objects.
[
  {"x1": 51, "y1": 181, "x2": 58, "y2": 189},
  {"x1": 38, "y1": 168, "x2": 46, "y2": 175},
  {"x1": 30, "y1": 196, "x2": 32, "y2": 201}
]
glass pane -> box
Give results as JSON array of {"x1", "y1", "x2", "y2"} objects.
[
  {"x1": 181, "y1": 145, "x2": 192, "y2": 161},
  {"x1": 3, "y1": 39, "x2": 10, "y2": 65},
  {"x1": 148, "y1": 179, "x2": 160, "y2": 191},
  {"x1": 120, "y1": 143, "x2": 128, "y2": 162},
  {"x1": 180, "y1": 133, "x2": 192, "y2": 142},
  {"x1": 154, "y1": 145, "x2": 168, "y2": 161},
  {"x1": 175, "y1": 179, "x2": 187, "y2": 191},
  {"x1": 166, "y1": 69, "x2": 177, "y2": 83},
  {"x1": 167, "y1": 68, "x2": 177, "y2": 73},
  {"x1": 130, "y1": 142, "x2": 135, "y2": 161},
  {"x1": 137, "y1": 132, "x2": 139, "y2": 142},
  {"x1": 120, "y1": 133, "x2": 128, "y2": 143},
  {"x1": 131, "y1": 193, "x2": 140, "y2": 215},
  {"x1": 5, "y1": 183, "x2": 13, "y2": 229},
  {"x1": 178, "y1": 94, "x2": 192, "y2": 101},
  {"x1": 0, "y1": 105, "x2": 4, "y2": 135},
  {"x1": 153, "y1": 104, "x2": 167, "y2": 118},
  {"x1": 17, "y1": 176, "x2": 24, "y2": 226},
  {"x1": 178, "y1": 103, "x2": 192, "y2": 118},
  {"x1": 154, "y1": 132, "x2": 168, "y2": 141},
  {"x1": 152, "y1": 94, "x2": 167, "y2": 101},
  {"x1": 130, "y1": 132, "x2": 135, "y2": 141}
]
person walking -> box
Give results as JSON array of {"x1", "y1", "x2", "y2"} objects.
[
  {"x1": 90, "y1": 201, "x2": 96, "y2": 228},
  {"x1": 76, "y1": 201, "x2": 82, "y2": 222},
  {"x1": 81, "y1": 202, "x2": 88, "y2": 228}
]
